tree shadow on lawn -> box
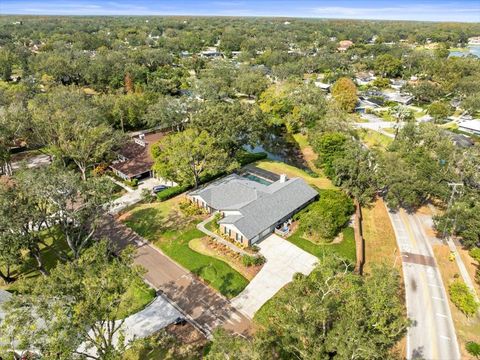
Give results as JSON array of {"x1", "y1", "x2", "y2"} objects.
[{"x1": 124, "y1": 206, "x2": 191, "y2": 241}]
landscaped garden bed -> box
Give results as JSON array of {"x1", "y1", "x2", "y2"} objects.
[{"x1": 189, "y1": 237, "x2": 263, "y2": 280}]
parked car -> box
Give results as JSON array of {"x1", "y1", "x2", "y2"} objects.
[
  {"x1": 173, "y1": 317, "x2": 187, "y2": 326},
  {"x1": 152, "y1": 185, "x2": 169, "y2": 194}
]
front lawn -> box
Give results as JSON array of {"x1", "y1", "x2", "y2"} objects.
[
  {"x1": 121, "y1": 199, "x2": 249, "y2": 298},
  {"x1": 359, "y1": 129, "x2": 393, "y2": 149},
  {"x1": 117, "y1": 280, "x2": 156, "y2": 319},
  {"x1": 286, "y1": 227, "x2": 356, "y2": 263}
]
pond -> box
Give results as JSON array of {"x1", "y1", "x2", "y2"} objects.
[
  {"x1": 243, "y1": 127, "x2": 308, "y2": 169},
  {"x1": 449, "y1": 45, "x2": 480, "y2": 58}
]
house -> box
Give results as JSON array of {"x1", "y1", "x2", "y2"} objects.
[
  {"x1": 458, "y1": 119, "x2": 480, "y2": 135},
  {"x1": 314, "y1": 81, "x2": 331, "y2": 92},
  {"x1": 390, "y1": 79, "x2": 407, "y2": 90},
  {"x1": 110, "y1": 131, "x2": 165, "y2": 181},
  {"x1": 355, "y1": 71, "x2": 376, "y2": 86},
  {"x1": 188, "y1": 173, "x2": 318, "y2": 246},
  {"x1": 200, "y1": 47, "x2": 224, "y2": 58},
  {"x1": 383, "y1": 91, "x2": 413, "y2": 105},
  {"x1": 449, "y1": 133, "x2": 474, "y2": 148}
]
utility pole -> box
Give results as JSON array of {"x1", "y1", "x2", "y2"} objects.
[{"x1": 442, "y1": 182, "x2": 464, "y2": 241}]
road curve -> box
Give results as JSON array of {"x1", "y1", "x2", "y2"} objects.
[{"x1": 387, "y1": 208, "x2": 460, "y2": 360}]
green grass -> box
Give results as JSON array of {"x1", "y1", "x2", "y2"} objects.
[
  {"x1": 359, "y1": 129, "x2": 393, "y2": 149},
  {"x1": 122, "y1": 201, "x2": 248, "y2": 298},
  {"x1": 2, "y1": 230, "x2": 71, "y2": 292},
  {"x1": 286, "y1": 227, "x2": 356, "y2": 263},
  {"x1": 255, "y1": 159, "x2": 335, "y2": 189},
  {"x1": 117, "y1": 281, "x2": 156, "y2": 319}
]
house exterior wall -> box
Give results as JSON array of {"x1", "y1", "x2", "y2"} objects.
[
  {"x1": 220, "y1": 224, "x2": 249, "y2": 246},
  {"x1": 188, "y1": 195, "x2": 214, "y2": 213}
]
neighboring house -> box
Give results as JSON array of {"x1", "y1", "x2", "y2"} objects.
[
  {"x1": 199, "y1": 47, "x2": 224, "y2": 58},
  {"x1": 448, "y1": 133, "x2": 474, "y2": 148},
  {"x1": 355, "y1": 71, "x2": 376, "y2": 86},
  {"x1": 383, "y1": 91, "x2": 413, "y2": 105},
  {"x1": 458, "y1": 119, "x2": 480, "y2": 135},
  {"x1": 355, "y1": 98, "x2": 380, "y2": 113},
  {"x1": 314, "y1": 81, "x2": 331, "y2": 92},
  {"x1": 390, "y1": 79, "x2": 407, "y2": 90},
  {"x1": 188, "y1": 173, "x2": 318, "y2": 246},
  {"x1": 110, "y1": 131, "x2": 165, "y2": 181}
]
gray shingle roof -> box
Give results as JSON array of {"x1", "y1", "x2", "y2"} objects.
[
  {"x1": 193, "y1": 175, "x2": 317, "y2": 240},
  {"x1": 189, "y1": 174, "x2": 265, "y2": 210}
]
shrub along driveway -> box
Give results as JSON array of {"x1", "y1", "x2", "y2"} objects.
[{"x1": 231, "y1": 234, "x2": 318, "y2": 319}]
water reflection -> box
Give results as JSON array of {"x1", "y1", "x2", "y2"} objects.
[{"x1": 244, "y1": 127, "x2": 308, "y2": 169}]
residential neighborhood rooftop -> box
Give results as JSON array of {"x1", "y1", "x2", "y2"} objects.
[{"x1": 189, "y1": 174, "x2": 318, "y2": 241}]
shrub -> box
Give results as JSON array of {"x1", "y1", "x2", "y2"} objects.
[
  {"x1": 469, "y1": 247, "x2": 480, "y2": 263},
  {"x1": 448, "y1": 280, "x2": 479, "y2": 316},
  {"x1": 156, "y1": 184, "x2": 190, "y2": 201},
  {"x1": 124, "y1": 178, "x2": 138, "y2": 189},
  {"x1": 466, "y1": 341, "x2": 480, "y2": 358},
  {"x1": 299, "y1": 189, "x2": 354, "y2": 241},
  {"x1": 141, "y1": 188, "x2": 156, "y2": 203},
  {"x1": 236, "y1": 151, "x2": 268, "y2": 166},
  {"x1": 179, "y1": 199, "x2": 205, "y2": 216},
  {"x1": 92, "y1": 163, "x2": 108, "y2": 177},
  {"x1": 242, "y1": 254, "x2": 266, "y2": 267}
]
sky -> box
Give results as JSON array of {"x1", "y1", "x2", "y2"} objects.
[{"x1": 1, "y1": 0, "x2": 479, "y2": 22}]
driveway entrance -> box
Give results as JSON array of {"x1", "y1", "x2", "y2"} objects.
[{"x1": 231, "y1": 234, "x2": 317, "y2": 318}]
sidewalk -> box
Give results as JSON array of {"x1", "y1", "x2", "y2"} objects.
[{"x1": 197, "y1": 215, "x2": 252, "y2": 257}]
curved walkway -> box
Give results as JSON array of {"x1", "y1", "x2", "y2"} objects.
[{"x1": 197, "y1": 215, "x2": 252, "y2": 256}]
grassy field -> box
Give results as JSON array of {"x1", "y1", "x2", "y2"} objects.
[
  {"x1": 362, "y1": 198, "x2": 400, "y2": 272},
  {"x1": 255, "y1": 159, "x2": 335, "y2": 189},
  {"x1": 121, "y1": 199, "x2": 249, "y2": 298},
  {"x1": 359, "y1": 129, "x2": 393, "y2": 149},
  {"x1": 432, "y1": 244, "x2": 480, "y2": 360},
  {"x1": 286, "y1": 227, "x2": 356, "y2": 263}
]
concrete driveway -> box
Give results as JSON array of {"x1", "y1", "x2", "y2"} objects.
[
  {"x1": 109, "y1": 178, "x2": 164, "y2": 214},
  {"x1": 231, "y1": 234, "x2": 317, "y2": 318}
]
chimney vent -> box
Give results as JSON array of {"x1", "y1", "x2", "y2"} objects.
[{"x1": 280, "y1": 174, "x2": 287, "y2": 183}]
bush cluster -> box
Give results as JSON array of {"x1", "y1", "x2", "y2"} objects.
[
  {"x1": 242, "y1": 254, "x2": 266, "y2": 267},
  {"x1": 156, "y1": 184, "x2": 190, "y2": 201},
  {"x1": 448, "y1": 280, "x2": 479, "y2": 316}
]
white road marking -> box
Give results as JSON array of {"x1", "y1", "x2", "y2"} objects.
[
  {"x1": 440, "y1": 335, "x2": 451, "y2": 341},
  {"x1": 429, "y1": 283, "x2": 442, "y2": 288},
  {"x1": 436, "y1": 313, "x2": 448, "y2": 318},
  {"x1": 432, "y1": 296, "x2": 444, "y2": 301}
]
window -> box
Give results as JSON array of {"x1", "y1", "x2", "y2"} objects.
[{"x1": 236, "y1": 233, "x2": 239, "y2": 241}]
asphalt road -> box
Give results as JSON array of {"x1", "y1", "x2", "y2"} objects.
[{"x1": 387, "y1": 208, "x2": 460, "y2": 360}]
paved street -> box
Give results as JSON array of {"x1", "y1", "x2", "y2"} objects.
[
  {"x1": 97, "y1": 216, "x2": 252, "y2": 336},
  {"x1": 231, "y1": 234, "x2": 317, "y2": 318},
  {"x1": 387, "y1": 208, "x2": 460, "y2": 360}
]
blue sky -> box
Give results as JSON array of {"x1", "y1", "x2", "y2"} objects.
[{"x1": 1, "y1": 0, "x2": 479, "y2": 22}]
